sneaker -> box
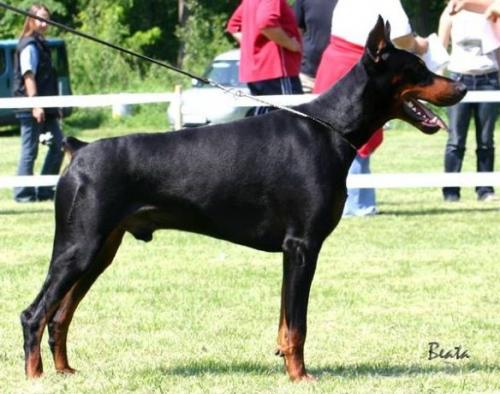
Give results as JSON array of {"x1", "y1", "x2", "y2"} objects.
[
  {"x1": 478, "y1": 193, "x2": 498, "y2": 202},
  {"x1": 444, "y1": 194, "x2": 460, "y2": 202},
  {"x1": 15, "y1": 196, "x2": 37, "y2": 203}
]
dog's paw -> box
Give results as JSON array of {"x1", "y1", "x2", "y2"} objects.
[
  {"x1": 291, "y1": 373, "x2": 317, "y2": 383},
  {"x1": 56, "y1": 367, "x2": 77, "y2": 375},
  {"x1": 274, "y1": 348, "x2": 285, "y2": 357}
]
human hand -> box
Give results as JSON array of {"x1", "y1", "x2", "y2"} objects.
[
  {"x1": 449, "y1": 0, "x2": 492, "y2": 14},
  {"x1": 287, "y1": 36, "x2": 301, "y2": 52},
  {"x1": 485, "y1": 0, "x2": 500, "y2": 21},
  {"x1": 449, "y1": 0, "x2": 466, "y2": 14},
  {"x1": 32, "y1": 107, "x2": 45, "y2": 123},
  {"x1": 414, "y1": 36, "x2": 429, "y2": 55}
]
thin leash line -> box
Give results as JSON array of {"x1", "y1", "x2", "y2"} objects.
[{"x1": 0, "y1": 1, "x2": 356, "y2": 148}]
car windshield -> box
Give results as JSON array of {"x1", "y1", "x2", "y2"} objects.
[{"x1": 198, "y1": 60, "x2": 245, "y2": 88}]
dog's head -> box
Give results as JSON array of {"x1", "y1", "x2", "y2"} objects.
[{"x1": 363, "y1": 16, "x2": 466, "y2": 134}]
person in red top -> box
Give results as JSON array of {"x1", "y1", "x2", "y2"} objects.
[{"x1": 227, "y1": 0, "x2": 303, "y2": 115}]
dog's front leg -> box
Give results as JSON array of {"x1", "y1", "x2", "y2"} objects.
[{"x1": 276, "y1": 237, "x2": 319, "y2": 381}]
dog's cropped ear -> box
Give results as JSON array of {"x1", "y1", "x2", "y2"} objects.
[
  {"x1": 385, "y1": 20, "x2": 391, "y2": 41},
  {"x1": 366, "y1": 15, "x2": 391, "y2": 63}
]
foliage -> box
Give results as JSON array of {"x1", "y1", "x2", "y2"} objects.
[
  {"x1": 175, "y1": 0, "x2": 235, "y2": 75},
  {"x1": 0, "y1": 0, "x2": 451, "y2": 95},
  {"x1": 0, "y1": 0, "x2": 67, "y2": 38},
  {"x1": 64, "y1": 0, "x2": 164, "y2": 93},
  {"x1": 402, "y1": 0, "x2": 447, "y2": 35}
]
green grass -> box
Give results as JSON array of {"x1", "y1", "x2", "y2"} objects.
[{"x1": 0, "y1": 117, "x2": 499, "y2": 393}]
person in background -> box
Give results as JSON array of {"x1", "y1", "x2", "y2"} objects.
[
  {"x1": 449, "y1": 0, "x2": 500, "y2": 37},
  {"x1": 485, "y1": 0, "x2": 500, "y2": 20},
  {"x1": 293, "y1": 0, "x2": 337, "y2": 93},
  {"x1": 314, "y1": 0, "x2": 428, "y2": 216},
  {"x1": 12, "y1": 3, "x2": 63, "y2": 203},
  {"x1": 439, "y1": 2, "x2": 498, "y2": 202},
  {"x1": 227, "y1": 0, "x2": 303, "y2": 115},
  {"x1": 449, "y1": 0, "x2": 498, "y2": 14}
]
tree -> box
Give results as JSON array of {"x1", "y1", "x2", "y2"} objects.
[{"x1": 402, "y1": 0, "x2": 447, "y2": 36}]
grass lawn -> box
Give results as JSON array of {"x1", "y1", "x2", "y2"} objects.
[{"x1": 0, "y1": 113, "x2": 499, "y2": 393}]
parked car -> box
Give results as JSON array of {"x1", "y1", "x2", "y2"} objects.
[
  {"x1": 0, "y1": 38, "x2": 72, "y2": 126},
  {"x1": 167, "y1": 49, "x2": 249, "y2": 127}
]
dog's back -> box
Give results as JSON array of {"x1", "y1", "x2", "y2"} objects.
[{"x1": 61, "y1": 112, "x2": 350, "y2": 251}]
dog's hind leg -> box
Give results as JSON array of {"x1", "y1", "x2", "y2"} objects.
[
  {"x1": 21, "y1": 244, "x2": 87, "y2": 378},
  {"x1": 21, "y1": 223, "x2": 121, "y2": 378},
  {"x1": 276, "y1": 236, "x2": 320, "y2": 381},
  {"x1": 47, "y1": 228, "x2": 125, "y2": 374}
]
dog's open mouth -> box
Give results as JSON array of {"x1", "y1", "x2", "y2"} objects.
[{"x1": 403, "y1": 98, "x2": 448, "y2": 134}]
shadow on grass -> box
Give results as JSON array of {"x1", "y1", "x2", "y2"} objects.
[
  {"x1": 0, "y1": 126, "x2": 20, "y2": 136},
  {"x1": 379, "y1": 207, "x2": 499, "y2": 217},
  {"x1": 311, "y1": 361, "x2": 499, "y2": 379},
  {"x1": 64, "y1": 109, "x2": 108, "y2": 134},
  {"x1": 158, "y1": 360, "x2": 276, "y2": 377},
  {"x1": 157, "y1": 359, "x2": 498, "y2": 379},
  {"x1": 0, "y1": 208, "x2": 52, "y2": 216}
]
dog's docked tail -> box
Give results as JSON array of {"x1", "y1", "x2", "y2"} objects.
[{"x1": 63, "y1": 136, "x2": 88, "y2": 159}]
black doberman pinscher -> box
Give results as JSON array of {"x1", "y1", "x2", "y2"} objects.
[{"x1": 21, "y1": 18, "x2": 466, "y2": 381}]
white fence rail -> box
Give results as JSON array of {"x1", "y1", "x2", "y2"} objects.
[
  {"x1": 0, "y1": 90, "x2": 497, "y2": 110},
  {"x1": 1, "y1": 90, "x2": 499, "y2": 189},
  {"x1": 2, "y1": 172, "x2": 500, "y2": 189}
]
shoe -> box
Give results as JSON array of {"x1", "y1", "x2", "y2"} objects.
[
  {"x1": 444, "y1": 195, "x2": 460, "y2": 202},
  {"x1": 37, "y1": 194, "x2": 54, "y2": 202},
  {"x1": 478, "y1": 193, "x2": 498, "y2": 202},
  {"x1": 343, "y1": 207, "x2": 377, "y2": 217},
  {"x1": 15, "y1": 196, "x2": 37, "y2": 203}
]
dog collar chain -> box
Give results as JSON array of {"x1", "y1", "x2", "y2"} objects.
[{"x1": 213, "y1": 82, "x2": 358, "y2": 150}]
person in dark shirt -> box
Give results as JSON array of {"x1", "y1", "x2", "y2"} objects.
[
  {"x1": 12, "y1": 3, "x2": 63, "y2": 203},
  {"x1": 294, "y1": 0, "x2": 337, "y2": 92}
]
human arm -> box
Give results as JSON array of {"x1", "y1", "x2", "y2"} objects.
[
  {"x1": 260, "y1": 27, "x2": 301, "y2": 52},
  {"x1": 257, "y1": 0, "x2": 301, "y2": 52},
  {"x1": 438, "y1": 3, "x2": 453, "y2": 48},
  {"x1": 449, "y1": 0, "x2": 493, "y2": 14},
  {"x1": 380, "y1": 0, "x2": 428, "y2": 55},
  {"x1": 23, "y1": 73, "x2": 44, "y2": 123},
  {"x1": 393, "y1": 34, "x2": 429, "y2": 55},
  {"x1": 227, "y1": 4, "x2": 243, "y2": 44},
  {"x1": 20, "y1": 45, "x2": 45, "y2": 123},
  {"x1": 485, "y1": 0, "x2": 500, "y2": 21}
]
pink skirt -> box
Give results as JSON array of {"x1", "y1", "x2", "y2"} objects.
[{"x1": 314, "y1": 36, "x2": 383, "y2": 157}]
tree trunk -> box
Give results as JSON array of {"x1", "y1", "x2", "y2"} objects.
[
  {"x1": 416, "y1": 0, "x2": 433, "y2": 36},
  {"x1": 177, "y1": 0, "x2": 189, "y2": 67}
]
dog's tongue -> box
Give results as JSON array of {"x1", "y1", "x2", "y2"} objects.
[
  {"x1": 418, "y1": 100, "x2": 449, "y2": 131},
  {"x1": 423, "y1": 112, "x2": 448, "y2": 131}
]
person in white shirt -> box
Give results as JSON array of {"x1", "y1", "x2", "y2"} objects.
[
  {"x1": 313, "y1": 0, "x2": 428, "y2": 216},
  {"x1": 439, "y1": 2, "x2": 499, "y2": 202},
  {"x1": 449, "y1": 0, "x2": 500, "y2": 17}
]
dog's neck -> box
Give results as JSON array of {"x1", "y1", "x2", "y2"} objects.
[{"x1": 307, "y1": 63, "x2": 390, "y2": 149}]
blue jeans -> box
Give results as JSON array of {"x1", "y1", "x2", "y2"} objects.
[
  {"x1": 14, "y1": 115, "x2": 63, "y2": 202},
  {"x1": 343, "y1": 154, "x2": 376, "y2": 216},
  {"x1": 443, "y1": 72, "x2": 498, "y2": 199}
]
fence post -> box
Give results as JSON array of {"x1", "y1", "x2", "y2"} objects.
[{"x1": 173, "y1": 85, "x2": 183, "y2": 130}]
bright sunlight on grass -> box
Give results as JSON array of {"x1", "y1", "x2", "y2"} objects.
[{"x1": 0, "y1": 113, "x2": 499, "y2": 393}]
